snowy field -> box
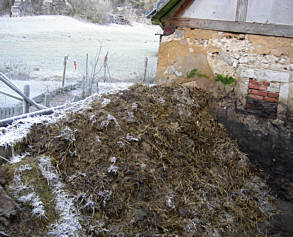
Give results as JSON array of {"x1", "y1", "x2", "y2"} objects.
[{"x1": 0, "y1": 15, "x2": 160, "y2": 107}]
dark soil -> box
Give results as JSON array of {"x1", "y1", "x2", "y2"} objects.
[{"x1": 209, "y1": 91, "x2": 293, "y2": 237}]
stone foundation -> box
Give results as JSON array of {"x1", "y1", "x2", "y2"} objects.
[{"x1": 156, "y1": 27, "x2": 293, "y2": 121}]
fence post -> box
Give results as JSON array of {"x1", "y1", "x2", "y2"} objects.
[
  {"x1": 82, "y1": 53, "x2": 88, "y2": 99},
  {"x1": 23, "y1": 84, "x2": 30, "y2": 114},
  {"x1": 44, "y1": 93, "x2": 50, "y2": 107},
  {"x1": 103, "y1": 52, "x2": 108, "y2": 83},
  {"x1": 143, "y1": 57, "x2": 148, "y2": 82},
  {"x1": 62, "y1": 56, "x2": 68, "y2": 88}
]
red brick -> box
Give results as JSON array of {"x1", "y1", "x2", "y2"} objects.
[
  {"x1": 249, "y1": 79, "x2": 269, "y2": 91},
  {"x1": 250, "y1": 89, "x2": 267, "y2": 97},
  {"x1": 249, "y1": 94, "x2": 263, "y2": 100},
  {"x1": 267, "y1": 92, "x2": 279, "y2": 98},
  {"x1": 264, "y1": 97, "x2": 278, "y2": 103},
  {"x1": 263, "y1": 81, "x2": 270, "y2": 87},
  {"x1": 249, "y1": 83, "x2": 267, "y2": 91}
]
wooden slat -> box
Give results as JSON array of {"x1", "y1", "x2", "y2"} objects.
[
  {"x1": 235, "y1": 0, "x2": 248, "y2": 22},
  {"x1": 173, "y1": 0, "x2": 195, "y2": 17},
  {"x1": 164, "y1": 17, "x2": 293, "y2": 38}
]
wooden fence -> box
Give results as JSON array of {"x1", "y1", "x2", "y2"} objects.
[
  {"x1": 0, "y1": 104, "x2": 23, "y2": 120},
  {"x1": 0, "y1": 83, "x2": 78, "y2": 120}
]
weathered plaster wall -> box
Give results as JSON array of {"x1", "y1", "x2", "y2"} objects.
[
  {"x1": 156, "y1": 27, "x2": 293, "y2": 202},
  {"x1": 246, "y1": 0, "x2": 293, "y2": 25},
  {"x1": 182, "y1": 0, "x2": 293, "y2": 25},
  {"x1": 182, "y1": 0, "x2": 237, "y2": 21},
  {"x1": 156, "y1": 27, "x2": 293, "y2": 120}
]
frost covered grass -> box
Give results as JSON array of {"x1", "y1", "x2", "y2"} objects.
[
  {"x1": 39, "y1": 156, "x2": 83, "y2": 236},
  {"x1": 9, "y1": 163, "x2": 46, "y2": 218},
  {"x1": 0, "y1": 15, "x2": 159, "y2": 82},
  {"x1": 6, "y1": 156, "x2": 58, "y2": 225},
  {"x1": 4, "y1": 153, "x2": 84, "y2": 236},
  {"x1": 0, "y1": 115, "x2": 61, "y2": 148}
]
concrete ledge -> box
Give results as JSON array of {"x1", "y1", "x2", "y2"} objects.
[{"x1": 238, "y1": 67, "x2": 291, "y2": 83}]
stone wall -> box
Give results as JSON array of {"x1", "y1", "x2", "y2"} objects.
[
  {"x1": 11, "y1": 0, "x2": 72, "y2": 17},
  {"x1": 40, "y1": 0, "x2": 71, "y2": 15},
  {"x1": 156, "y1": 27, "x2": 293, "y2": 201},
  {"x1": 156, "y1": 27, "x2": 293, "y2": 121},
  {"x1": 0, "y1": 0, "x2": 9, "y2": 11}
]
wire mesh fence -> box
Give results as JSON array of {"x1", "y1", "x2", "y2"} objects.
[{"x1": 0, "y1": 103, "x2": 23, "y2": 119}]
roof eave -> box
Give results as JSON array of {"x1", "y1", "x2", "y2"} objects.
[{"x1": 151, "y1": 0, "x2": 182, "y2": 26}]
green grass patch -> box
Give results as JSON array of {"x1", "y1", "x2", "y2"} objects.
[
  {"x1": 215, "y1": 74, "x2": 235, "y2": 86},
  {"x1": 186, "y1": 69, "x2": 209, "y2": 79}
]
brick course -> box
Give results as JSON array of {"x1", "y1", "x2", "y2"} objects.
[
  {"x1": 246, "y1": 79, "x2": 280, "y2": 118},
  {"x1": 264, "y1": 96, "x2": 279, "y2": 103},
  {"x1": 267, "y1": 92, "x2": 279, "y2": 98},
  {"x1": 250, "y1": 89, "x2": 267, "y2": 97},
  {"x1": 249, "y1": 94, "x2": 263, "y2": 100}
]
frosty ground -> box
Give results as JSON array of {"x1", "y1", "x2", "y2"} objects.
[{"x1": 0, "y1": 15, "x2": 160, "y2": 107}]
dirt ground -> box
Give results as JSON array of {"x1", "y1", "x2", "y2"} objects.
[{"x1": 0, "y1": 84, "x2": 280, "y2": 236}]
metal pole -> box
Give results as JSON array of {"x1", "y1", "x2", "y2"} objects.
[
  {"x1": 0, "y1": 90, "x2": 22, "y2": 101},
  {"x1": 143, "y1": 57, "x2": 148, "y2": 82},
  {"x1": 82, "y1": 53, "x2": 88, "y2": 98},
  {"x1": 62, "y1": 56, "x2": 68, "y2": 88},
  {"x1": 103, "y1": 52, "x2": 108, "y2": 83},
  {"x1": 0, "y1": 72, "x2": 43, "y2": 110},
  {"x1": 103, "y1": 63, "x2": 106, "y2": 82},
  {"x1": 23, "y1": 85, "x2": 30, "y2": 114},
  {"x1": 44, "y1": 93, "x2": 50, "y2": 107},
  {"x1": 0, "y1": 105, "x2": 65, "y2": 127},
  {"x1": 86, "y1": 53, "x2": 88, "y2": 83}
]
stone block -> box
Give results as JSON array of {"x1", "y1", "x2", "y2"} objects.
[
  {"x1": 239, "y1": 57, "x2": 249, "y2": 64},
  {"x1": 238, "y1": 67, "x2": 290, "y2": 83},
  {"x1": 267, "y1": 83, "x2": 280, "y2": 93},
  {"x1": 279, "y1": 83, "x2": 290, "y2": 103},
  {"x1": 174, "y1": 29, "x2": 185, "y2": 40}
]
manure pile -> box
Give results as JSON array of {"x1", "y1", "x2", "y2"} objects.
[{"x1": 3, "y1": 85, "x2": 274, "y2": 236}]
